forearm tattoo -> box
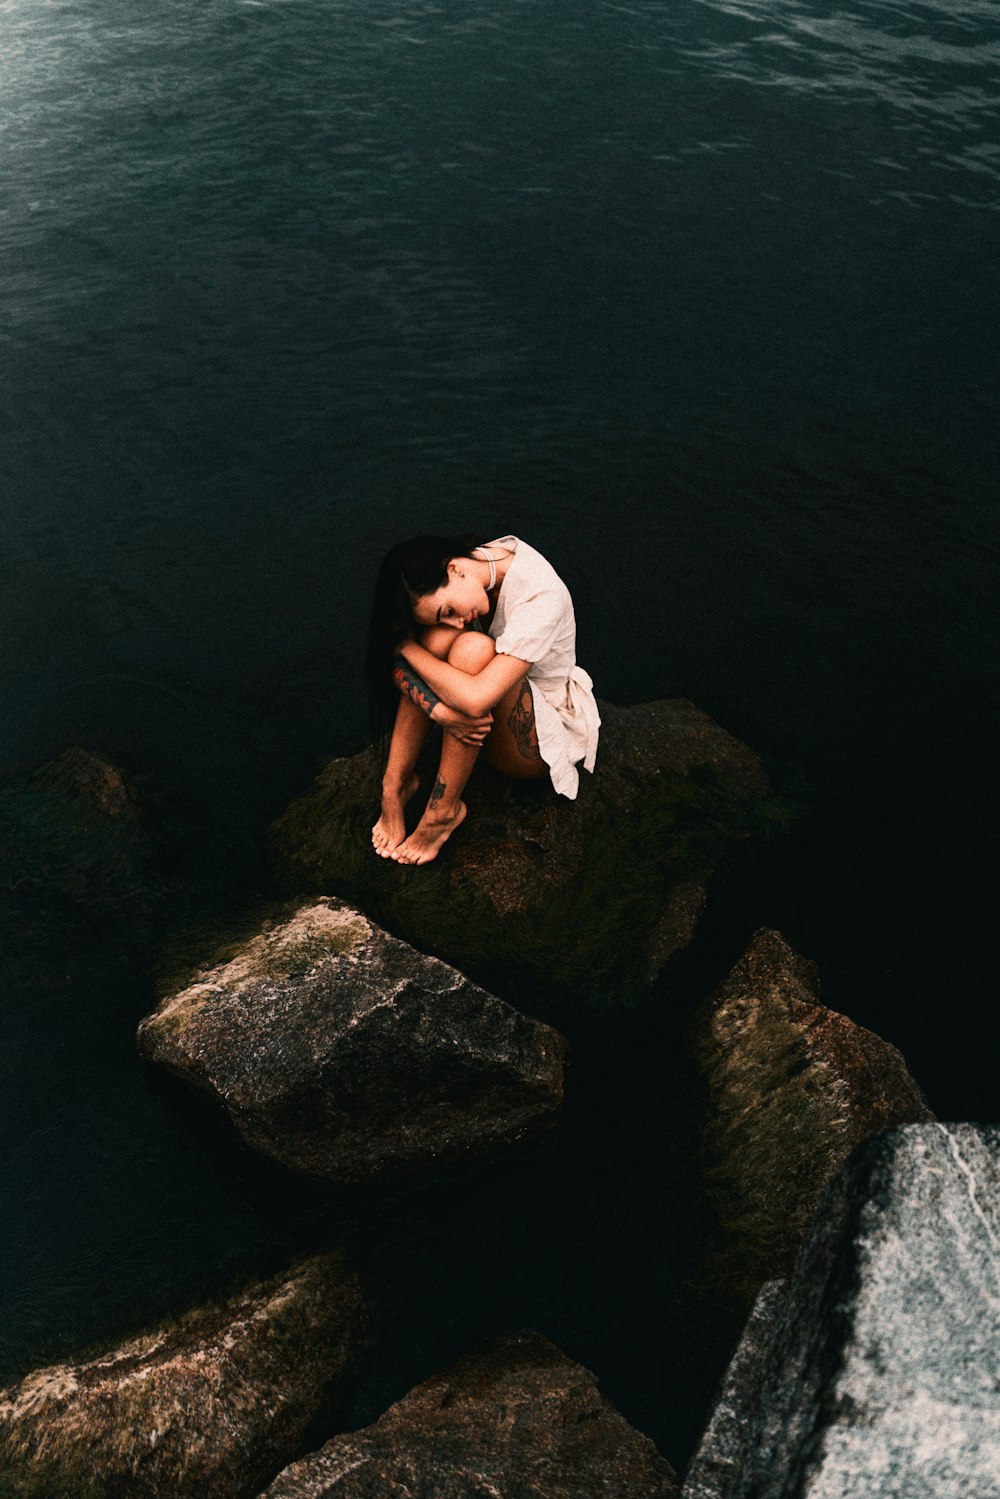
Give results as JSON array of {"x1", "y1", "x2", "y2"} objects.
[
  {"x1": 507, "y1": 678, "x2": 542, "y2": 761},
  {"x1": 393, "y1": 661, "x2": 441, "y2": 716}
]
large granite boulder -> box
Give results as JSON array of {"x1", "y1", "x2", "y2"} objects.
[
  {"x1": 684, "y1": 1124, "x2": 1000, "y2": 1498},
  {"x1": 0, "y1": 1251, "x2": 365, "y2": 1499},
  {"x1": 137, "y1": 897, "x2": 567, "y2": 1184},
  {"x1": 681, "y1": 1280, "x2": 788, "y2": 1499},
  {"x1": 269, "y1": 699, "x2": 789, "y2": 1003},
  {"x1": 688, "y1": 929, "x2": 934, "y2": 1300},
  {"x1": 260, "y1": 1329, "x2": 678, "y2": 1498}
]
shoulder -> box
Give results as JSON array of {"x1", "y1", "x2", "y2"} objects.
[{"x1": 504, "y1": 539, "x2": 571, "y2": 599}]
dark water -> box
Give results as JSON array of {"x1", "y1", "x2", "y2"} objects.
[{"x1": 2, "y1": 0, "x2": 999, "y2": 1471}]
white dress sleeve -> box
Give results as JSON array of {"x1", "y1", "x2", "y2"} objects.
[{"x1": 492, "y1": 584, "x2": 572, "y2": 665}]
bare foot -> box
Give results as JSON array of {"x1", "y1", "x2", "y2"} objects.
[
  {"x1": 372, "y1": 775, "x2": 419, "y2": 858},
  {"x1": 391, "y1": 800, "x2": 467, "y2": 866}
]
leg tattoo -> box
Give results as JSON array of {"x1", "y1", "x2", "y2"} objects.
[
  {"x1": 507, "y1": 679, "x2": 542, "y2": 761},
  {"x1": 429, "y1": 777, "x2": 446, "y2": 806}
]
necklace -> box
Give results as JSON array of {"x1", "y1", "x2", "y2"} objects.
[{"x1": 475, "y1": 547, "x2": 497, "y2": 590}]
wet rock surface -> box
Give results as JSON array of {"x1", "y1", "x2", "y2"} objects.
[
  {"x1": 688, "y1": 928, "x2": 934, "y2": 1299},
  {"x1": 137, "y1": 897, "x2": 567, "y2": 1184},
  {"x1": 720, "y1": 1124, "x2": 1000, "y2": 1498},
  {"x1": 268, "y1": 698, "x2": 786, "y2": 1002},
  {"x1": 259, "y1": 1329, "x2": 678, "y2": 1498},
  {"x1": 0, "y1": 1250, "x2": 366, "y2": 1499}
]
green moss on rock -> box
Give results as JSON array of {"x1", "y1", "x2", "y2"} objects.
[
  {"x1": 688, "y1": 929, "x2": 935, "y2": 1304},
  {"x1": 269, "y1": 700, "x2": 795, "y2": 1004}
]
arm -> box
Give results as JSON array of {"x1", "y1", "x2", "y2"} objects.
[
  {"x1": 392, "y1": 660, "x2": 493, "y2": 744},
  {"x1": 398, "y1": 640, "x2": 531, "y2": 717},
  {"x1": 392, "y1": 660, "x2": 441, "y2": 716}
]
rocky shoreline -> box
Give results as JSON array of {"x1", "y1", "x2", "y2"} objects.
[
  {"x1": 268, "y1": 697, "x2": 792, "y2": 1002},
  {"x1": 2, "y1": 706, "x2": 995, "y2": 1496}
]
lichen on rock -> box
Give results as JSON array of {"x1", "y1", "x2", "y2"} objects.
[{"x1": 153, "y1": 902, "x2": 372, "y2": 1037}]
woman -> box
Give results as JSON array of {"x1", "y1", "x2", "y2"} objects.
[{"x1": 367, "y1": 533, "x2": 600, "y2": 865}]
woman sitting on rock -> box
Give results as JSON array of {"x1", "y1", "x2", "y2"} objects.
[{"x1": 367, "y1": 534, "x2": 600, "y2": 865}]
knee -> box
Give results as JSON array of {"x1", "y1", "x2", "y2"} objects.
[
  {"x1": 418, "y1": 625, "x2": 462, "y2": 660},
  {"x1": 447, "y1": 631, "x2": 497, "y2": 673}
]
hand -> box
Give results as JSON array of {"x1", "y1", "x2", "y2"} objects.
[{"x1": 432, "y1": 702, "x2": 493, "y2": 746}]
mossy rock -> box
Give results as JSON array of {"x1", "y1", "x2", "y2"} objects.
[
  {"x1": 0, "y1": 1250, "x2": 366, "y2": 1499},
  {"x1": 0, "y1": 748, "x2": 160, "y2": 952},
  {"x1": 269, "y1": 700, "x2": 794, "y2": 1004},
  {"x1": 138, "y1": 897, "x2": 567, "y2": 1186},
  {"x1": 0, "y1": 1460, "x2": 109, "y2": 1499},
  {"x1": 688, "y1": 929, "x2": 935, "y2": 1305}
]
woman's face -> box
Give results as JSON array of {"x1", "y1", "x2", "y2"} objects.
[{"x1": 411, "y1": 559, "x2": 490, "y2": 631}]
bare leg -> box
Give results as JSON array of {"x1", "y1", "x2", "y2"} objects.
[
  {"x1": 389, "y1": 731, "x2": 477, "y2": 865},
  {"x1": 390, "y1": 631, "x2": 495, "y2": 866},
  {"x1": 373, "y1": 625, "x2": 468, "y2": 857},
  {"x1": 486, "y1": 674, "x2": 548, "y2": 779},
  {"x1": 372, "y1": 694, "x2": 427, "y2": 857},
  {"x1": 390, "y1": 632, "x2": 548, "y2": 866}
]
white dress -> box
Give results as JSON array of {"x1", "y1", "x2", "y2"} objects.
[{"x1": 484, "y1": 536, "x2": 601, "y2": 799}]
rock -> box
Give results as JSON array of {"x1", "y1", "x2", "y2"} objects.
[
  {"x1": 688, "y1": 929, "x2": 934, "y2": 1300},
  {"x1": 269, "y1": 699, "x2": 788, "y2": 1003},
  {"x1": 137, "y1": 897, "x2": 567, "y2": 1184},
  {"x1": 713, "y1": 1124, "x2": 1000, "y2": 1498},
  {"x1": 0, "y1": 1250, "x2": 366, "y2": 1499},
  {"x1": 0, "y1": 747, "x2": 158, "y2": 947},
  {"x1": 681, "y1": 1280, "x2": 788, "y2": 1499},
  {"x1": 35, "y1": 746, "x2": 136, "y2": 819},
  {"x1": 259, "y1": 1329, "x2": 678, "y2": 1498}
]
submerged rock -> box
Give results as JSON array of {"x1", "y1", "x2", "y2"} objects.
[
  {"x1": 0, "y1": 1251, "x2": 365, "y2": 1499},
  {"x1": 260, "y1": 1329, "x2": 678, "y2": 1498},
  {"x1": 269, "y1": 699, "x2": 787, "y2": 1003},
  {"x1": 0, "y1": 746, "x2": 158, "y2": 947},
  {"x1": 137, "y1": 897, "x2": 567, "y2": 1184},
  {"x1": 688, "y1": 928, "x2": 933, "y2": 1299},
  {"x1": 706, "y1": 1124, "x2": 1000, "y2": 1498}
]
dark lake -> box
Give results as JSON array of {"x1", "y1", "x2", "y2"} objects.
[{"x1": 2, "y1": 0, "x2": 998, "y2": 1473}]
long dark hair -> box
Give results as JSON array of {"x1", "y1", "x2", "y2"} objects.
[{"x1": 366, "y1": 534, "x2": 487, "y2": 745}]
